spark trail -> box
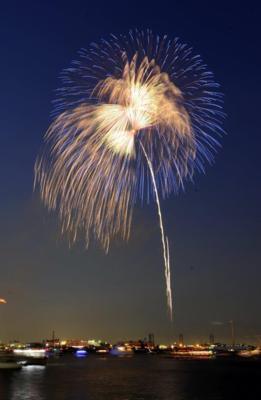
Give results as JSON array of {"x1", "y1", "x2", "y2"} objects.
[{"x1": 140, "y1": 141, "x2": 172, "y2": 319}]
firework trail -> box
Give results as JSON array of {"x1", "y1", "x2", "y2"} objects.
[
  {"x1": 140, "y1": 141, "x2": 172, "y2": 319},
  {"x1": 35, "y1": 30, "x2": 224, "y2": 318}
]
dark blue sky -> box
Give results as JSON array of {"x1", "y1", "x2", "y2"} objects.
[{"x1": 0, "y1": 0, "x2": 260, "y2": 344}]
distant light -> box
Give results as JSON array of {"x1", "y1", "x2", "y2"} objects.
[
  {"x1": 88, "y1": 339, "x2": 101, "y2": 347},
  {"x1": 159, "y1": 345, "x2": 167, "y2": 350},
  {"x1": 23, "y1": 365, "x2": 46, "y2": 370},
  {"x1": 117, "y1": 346, "x2": 126, "y2": 352},
  {"x1": 189, "y1": 350, "x2": 213, "y2": 356},
  {"x1": 0, "y1": 298, "x2": 7, "y2": 304},
  {"x1": 76, "y1": 349, "x2": 87, "y2": 357}
]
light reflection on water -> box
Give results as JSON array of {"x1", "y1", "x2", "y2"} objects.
[
  {"x1": 0, "y1": 355, "x2": 260, "y2": 400},
  {"x1": 9, "y1": 366, "x2": 46, "y2": 400}
]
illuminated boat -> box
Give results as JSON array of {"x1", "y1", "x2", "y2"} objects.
[
  {"x1": 13, "y1": 344, "x2": 47, "y2": 365},
  {"x1": 238, "y1": 348, "x2": 261, "y2": 357},
  {"x1": 75, "y1": 349, "x2": 88, "y2": 357},
  {"x1": 133, "y1": 347, "x2": 149, "y2": 354},
  {"x1": 110, "y1": 345, "x2": 133, "y2": 356},
  {"x1": 171, "y1": 347, "x2": 214, "y2": 359},
  {"x1": 95, "y1": 347, "x2": 110, "y2": 354},
  {"x1": 13, "y1": 348, "x2": 46, "y2": 358}
]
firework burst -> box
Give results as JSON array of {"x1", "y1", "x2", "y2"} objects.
[{"x1": 35, "y1": 30, "x2": 224, "y2": 318}]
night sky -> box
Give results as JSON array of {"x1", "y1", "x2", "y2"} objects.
[{"x1": 1, "y1": 1, "x2": 260, "y2": 345}]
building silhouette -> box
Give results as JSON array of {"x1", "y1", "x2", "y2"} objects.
[
  {"x1": 148, "y1": 333, "x2": 155, "y2": 346},
  {"x1": 209, "y1": 333, "x2": 214, "y2": 345},
  {"x1": 178, "y1": 334, "x2": 184, "y2": 346}
]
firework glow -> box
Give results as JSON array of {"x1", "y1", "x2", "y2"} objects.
[{"x1": 35, "y1": 31, "x2": 224, "y2": 319}]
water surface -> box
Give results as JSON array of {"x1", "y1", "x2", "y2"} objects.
[{"x1": 0, "y1": 355, "x2": 260, "y2": 400}]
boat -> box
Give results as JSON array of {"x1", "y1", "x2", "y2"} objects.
[
  {"x1": 95, "y1": 347, "x2": 110, "y2": 354},
  {"x1": 238, "y1": 348, "x2": 261, "y2": 358},
  {"x1": 110, "y1": 345, "x2": 133, "y2": 356},
  {"x1": 13, "y1": 346, "x2": 47, "y2": 366},
  {"x1": 170, "y1": 346, "x2": 214, "y2": 359}
]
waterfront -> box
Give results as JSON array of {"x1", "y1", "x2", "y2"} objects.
[{"x1": 0, "y1": 354, "x2": 260, "y2": 400}]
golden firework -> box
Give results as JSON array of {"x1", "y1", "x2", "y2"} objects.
[{"x1": 35, "y1": 31, "x2": 224, "y2": 318}]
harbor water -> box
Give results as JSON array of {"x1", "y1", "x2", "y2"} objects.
[{"x1": 0, "y1": 354, "x2": 260, "y2": 400}]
